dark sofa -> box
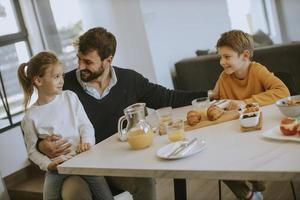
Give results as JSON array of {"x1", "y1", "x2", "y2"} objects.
[{"x1": 174, "y1": 42, "x2": 300, "y2": 95}]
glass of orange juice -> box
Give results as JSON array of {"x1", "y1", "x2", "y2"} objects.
[{"x1": 166, "y1": 119, "x2": 185, "y2": 142}]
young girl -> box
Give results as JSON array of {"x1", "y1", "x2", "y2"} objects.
[{"x1": 18, "y1": 52, "x2": 114, "y2": 200}]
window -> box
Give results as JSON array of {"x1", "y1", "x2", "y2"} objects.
[
  {"x1": 226, "y1": 0, "x2": 270, "y2": 35},
  {"x1": 0, "y1": 0, "x2": 84, "y2": 132},
  {"x1": 33, "y1": 0, "x2": 83, "y2": 73},
  {"x1": 0, "y1": 0, "x2": 31, "y2": 131}
]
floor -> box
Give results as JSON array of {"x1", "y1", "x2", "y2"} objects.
[{"x1": 156, "y1": 179, "x2": 300, "y2": 200}]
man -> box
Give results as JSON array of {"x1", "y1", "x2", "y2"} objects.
[{"x1": 38, "y1": 27, "x2": 206, "y2": 200}]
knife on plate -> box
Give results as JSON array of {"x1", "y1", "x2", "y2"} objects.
[{"x1": 167, "y1": 138, "x2": 198, "y2": 158}]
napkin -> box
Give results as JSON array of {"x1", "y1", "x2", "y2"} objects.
[
  {"x1": 176, "y1": 138, "x2": 198, "y2": 157},
  {"x1": 165, "y1": 138, "x2": 198, "y2": 158}
]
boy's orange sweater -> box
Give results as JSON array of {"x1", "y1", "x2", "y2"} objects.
[{"x1": 218, "y1": 61, "x2": 290, "y2": 106}]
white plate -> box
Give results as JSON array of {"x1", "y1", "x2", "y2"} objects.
[
  {"x1": 262, "y1": 126, "x2": 300, "y2": 142},
  {"x1": 156, "y1": 139, "x2": 206, "y2": 160}
]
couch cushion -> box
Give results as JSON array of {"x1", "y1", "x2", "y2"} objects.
[
  {"x1": 253, "y1": 30, "x2": 274, "y2": 47},
  {"x1": 174, "y1": 42, "x2": 300, "y2": 95}
]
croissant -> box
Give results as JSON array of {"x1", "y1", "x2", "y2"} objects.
[
  {"x1": 207, "y1": 105, "x2": 224, "y2": 121},
  {"x1": 186, "y1": 110, "x2": 201, "y2": 126}
]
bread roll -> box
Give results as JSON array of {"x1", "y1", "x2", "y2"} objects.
[
  {"x1": 207, "y1": 105, "x2": 224, "y2": 121},
  {"x1": 186, "y1": 110, "x2": 201, "y2": 126}
]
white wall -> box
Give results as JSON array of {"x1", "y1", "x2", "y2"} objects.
[
  {"x1": 78, "y1": 0, "x2": 157, "y2": 83},
  {"x1": 276, "y1": 0, "x2": 300, "y2": 42},
  {"x1": 140, "y1": 0, "x2": 231, "y2": 89},
  {"x1": 0, "y1": 126, "x2": 30, "y2": 177}
]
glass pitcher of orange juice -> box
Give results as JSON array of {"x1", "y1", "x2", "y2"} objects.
[{"x1": 118, "y1": 103, "x2": 154, "y2": 150}]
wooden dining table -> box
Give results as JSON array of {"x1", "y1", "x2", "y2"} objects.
[{"x1": 58, "y1": 104, "x2": 300, "y2": 200}]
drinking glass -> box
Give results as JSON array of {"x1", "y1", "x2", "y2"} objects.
[
  {"x1": 156, "y1": 107, "x2": 172, "y2": 135},
  {"x1": 166, "y1": 119, "x2": 185, "y2": 142}
]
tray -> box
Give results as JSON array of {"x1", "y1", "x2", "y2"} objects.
[{"x1": 184, "y1": 110, "x2": 239, "y2": 131}]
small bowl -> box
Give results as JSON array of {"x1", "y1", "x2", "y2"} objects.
[
  {"x1": 191, "y1": 97, "x2": 209, "y2": 110},
  {"x1": 239, "y1": 108, "x2": 260, "y2": 116},
  {"x1": 276, "y1": 95, "x2": 300, "y2": 117},
  {"x1": 239, "y1": 113, "x2": 259, "y2": 127}
]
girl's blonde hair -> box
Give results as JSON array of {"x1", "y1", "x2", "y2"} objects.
[{"x1": 17, "y1": 51, "x2": 59, "y2": 109}]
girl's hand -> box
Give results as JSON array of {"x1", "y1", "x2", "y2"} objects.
[
  {"x1": 227, "y1": 100, "x2": 246, "y2": 111},
  {"x1": 47, "y1": 159, "x2": 64, "y2": 171},
  {"x1": 76, "y1": 143, "x2": 92, "y2": 153}
]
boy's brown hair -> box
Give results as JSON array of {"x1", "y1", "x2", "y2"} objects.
[
  {"x1": 216, "y1": 30, "x2": 254, "y2": 58},
  {"x1": 75, "y1": 27, "x2": 117, "y2": 61}
]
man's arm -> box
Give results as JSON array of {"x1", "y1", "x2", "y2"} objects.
[
  {"x1": 38, "y1": 135, "x2": 72, "y2": 158},
  {"x1": 135, "y1": 72, "x2": 207, "y2": 109}
]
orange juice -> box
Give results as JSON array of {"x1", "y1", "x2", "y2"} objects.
[
  {"x1": 168, "y1": 129, "x2": 185, "y2": 142},
  {"x1": 127, "y1": 130, "x2": 154, "y2": 150},
  {"x1": 166, "y1": 119, "x2": 185, "y2": 142}
]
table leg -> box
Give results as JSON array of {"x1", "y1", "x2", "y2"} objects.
[{"x1": 174, "y1": 179, "x2": 187, "y2": 200}]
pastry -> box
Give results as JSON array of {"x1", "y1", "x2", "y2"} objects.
[
  {"x1": 186, "y1": 110, "x2": 201, "y2": 126},
  {"x1": 244, "y1": 103, "x2": 259, "y2": 113},
  {"x1": 280, "y1": 117, "x2": 299, "y2": 136},
  {"x1": 207, "y1": 105, "x2": 224, "y2": 121}
]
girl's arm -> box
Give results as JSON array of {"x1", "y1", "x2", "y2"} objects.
[{"x1": 21, "y1": 118, "x2": 52, "y2": 171}]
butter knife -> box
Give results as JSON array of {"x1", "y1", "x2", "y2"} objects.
[{"x1": 167, "y1": 138, "x2": 198, "y2": 158}]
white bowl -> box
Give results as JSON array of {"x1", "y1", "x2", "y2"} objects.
[
  {"x1": 276, "y1": 95, "x2": 300, "y2": 117},
  {"x1": 240, "y1": 113, "x2": 259, "y2": 127}
]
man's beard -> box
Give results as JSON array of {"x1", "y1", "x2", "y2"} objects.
[{"x1": 80, "y1": 68, "x2": 104, "y2": 82}]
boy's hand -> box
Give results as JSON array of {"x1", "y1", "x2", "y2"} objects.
[
  {"x1": 47, "y1": 159, "x2": 64, "y2": 171},
  {"x1": 227, "y1": 100, "x2": 245, "y2": 110},
  {"x1": 76, "y1": 143, "x2": 92, "y2": 153}
]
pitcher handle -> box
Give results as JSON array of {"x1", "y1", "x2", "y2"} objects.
[{"x1": 118, "y1": 115, "x2": 128, "y2": 142}]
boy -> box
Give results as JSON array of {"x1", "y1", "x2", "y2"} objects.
[
  {"x1": 212, "y1": 30, "x2": 290, "y2": 199},
  {"x1": 212, "y1": 30, "x2": 289, "y2": 110}
]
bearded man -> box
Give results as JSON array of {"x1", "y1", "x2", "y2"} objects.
[{"x1": 37, "y1": 27, "x2": 206, "y2": 200}]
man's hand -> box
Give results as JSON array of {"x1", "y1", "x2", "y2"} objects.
[
  {"x1": 38, "y1": 135, "x2": 72, "y2": 159},
  {"x1": 76, "y1": 143, "x2": 92, "y2": 153},
  {"x1": 47, "y1": 158, "x2": 64, "y2": 171}
]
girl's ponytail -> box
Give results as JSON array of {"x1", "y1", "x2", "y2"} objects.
[
  {"x1": 17, "y1": 63, "x2": 34, "y2": 109},
  {"x1": 17, "y1": 51, "x2": 59, "y2": 109}
]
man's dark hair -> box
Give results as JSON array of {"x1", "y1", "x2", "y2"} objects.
[{"x1": 75, "y1": 27, "x2": 117, "y2": 61}]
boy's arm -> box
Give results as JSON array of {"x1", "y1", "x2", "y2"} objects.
[
  {"x1": 211, "y1": 79, "x2": 220, "y2": 100},
  {"x1": 22, "y1": 119, "x2": 52, "y2": 171},
  {"x1": 244, "y1": 67, "x2": 290, "y2": 106}
]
